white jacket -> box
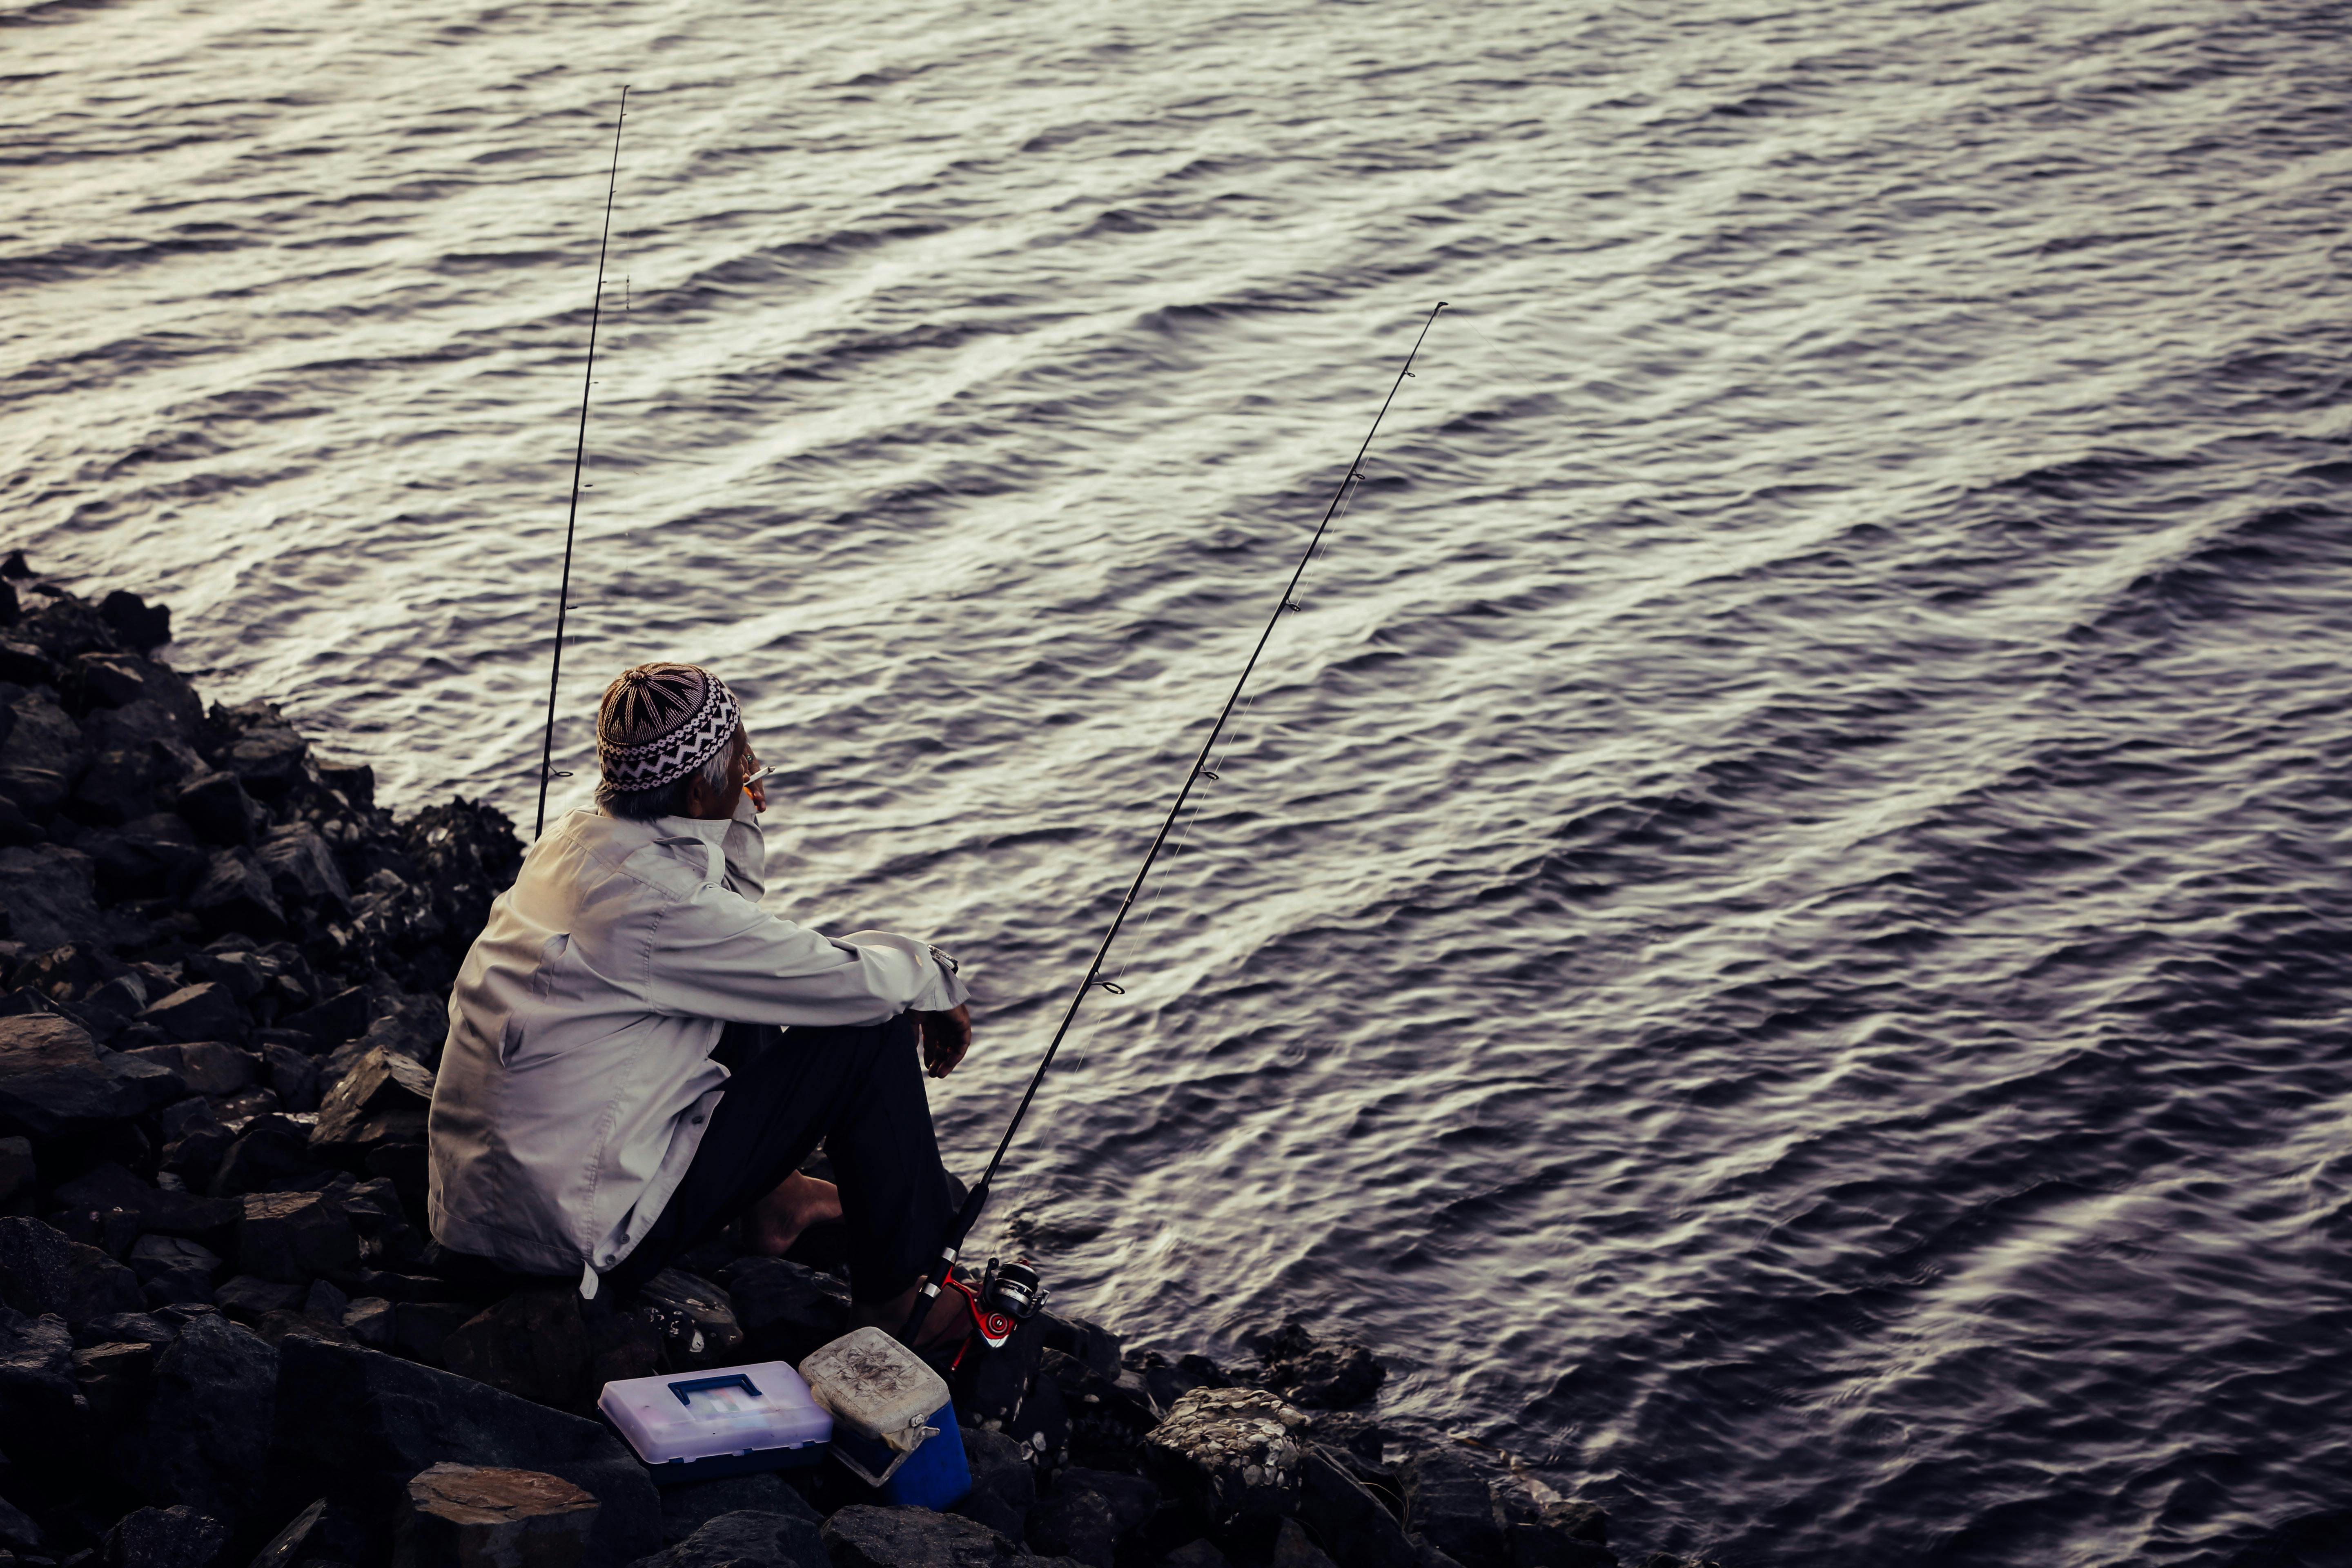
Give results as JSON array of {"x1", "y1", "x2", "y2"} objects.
[{"x1": 426, "y1": 795, "x2": 968, "y2": 1291}]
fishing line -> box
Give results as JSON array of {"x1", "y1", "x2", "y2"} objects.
[
  {"x1": 534, "y1": 85, "x2": 629, "y2": 838},
  {"x1": 898, "y1": 302, "x2": 1447, "y2": 1346},
  {"x1": 1105, "y1": 462, "x2": 1373, "y2": 992}
]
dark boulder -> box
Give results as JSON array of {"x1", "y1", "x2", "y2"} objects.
[
  {"x1": 280, "y1": 985, "x2": 369, "y2": 1049},
  {"x1": 441, "y1": 1287, "x2": 594, "y2": 1408},
  {"x1": 1300, "y1": 1445, "x2": 1421, "y2": 1568},
  {"x1": 67, "y1": 1239, "x2": 146, "y2": 1320},
  {"x1": 226, "y1": 726, "x2": 306, "y2": 802},
  {"x1": 1265, "y1": 1342, "x2": 1385, "y2": 1411},
  {"x1": 74, "y1": 1337, "x2": 159, "y2": 1428},
  {"x1": 656, "y1": 1473, "x2": 820, "y2": 1547},
  {"x1": 98, "y1": 591, "x2": 172, "y2": 655},
  {"x1": 0, "y1": 1133, "x2": 32, "y2": 1206},
  {"x1": 722, "y1": 1255, "x2": 851, "y2": 1368},
  {"x1": 0, "y1": 1215, "x2": 74, "y2": 1317},
  {"x1": 214, "y1": 1276, "x2": 305, "y2": 1325},
  {"x1": 309, "y1": 1044, "x2": 432, "y2": 1161},
  {"x1": 0, "y1": 1304, "x2": 80, "y2": 1433},
  {"x1": 53, "y1": 1163, "x2": 236, "y2": 1238},
  {"x1": 0, "y1": 638, "x2": 53, "y2": 686},
  {"x1": 258, "y1": 1042, "x2": 319, "y2": 1114},
  {"x1": 170, "y1": 772, "x2": 261, "y2": 850},
  {"x1": 138, "y1": 983, "x2": 250, "y2": 1047},
  {"x1": 116, "y1": 1312, "x2": 278, "y2": 1530},
  {"x1": 130, "y1": 1234, "x2": 221, "y2": 1309},
  {"x1": 101, "y1": 1503, "x2": 229, "y2": 1568},
  {"x1": 0, "y1": 690, "x2": 87, "y2": 813},
  {"x1": 268, "y1": 1335, "x2": 660, "y2": 1568},
  {"x1": 630, "y1": 1507, "x2": 826, "y2": 1568},
  {"x1": 0, "y1": 1013, "x2": 180, "y2": 1137},
  {"x1": 257, "y1": 822, "x2": 350, "y2": 915},
  {"x1": 84, "y1": 813, "x2": 207, "y2": 901},
  {"x1": 0, "y1": 1488, "x2": 41, "y2": 1552},
  {"x1": 238, "y1": 1191, "x2": 359, "y2": 1283},
  {"x1": 0, "y1": 843, "x2": 109, "y2": 949},
  {"x1": 123, "y1": 1041, "x2": 256, "y2": 1096},
  {"x1": 185, "y1": 848, "x2": 284, "y2": 938},
  {"x1": 953, "y1": 1427, "x2": 1036, "y2": 1543},
  {"x1": 820, "y1": 1505, "x2": 1029, "y2": 1567},
  {"x1": 211, "y1": 1114, "x2": 318, "y2": 1199}
]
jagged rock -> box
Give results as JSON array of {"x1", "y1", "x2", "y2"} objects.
[
  {"x1": 0, "y1": 1135, "x2": 32, "y2": 1207},
  {"x1": 98, "y1": 591, "x2": 172, "y2": 655},
  {"x1": 1304, "y1": 1410, "x2": 1385, "y2": 1464},
  {"x1": 1040, "y1": 1313, "x2": 1123, "y2": 1382},
  {"x1": 1265, "y1": 1343, "x2": 1385, "y2": 1411},
  {"x1": 394, "y1": 1300, "x2": 479, "y2": 1364},
  {"x1": 819, "y1": 1505, "x2": 1030, "y2": 1568},
  {"x1": 214, "y1": 1276, "x2": 304, "y2": 1325},
  {"x1": 74, "y1": 746, "x2": 163, "y2": 827},
  {"x1": 1637, "y1": 1557, "x2": 1719, "y2": 1568},
  {"x1": 342, "y1": 1296, "x2": 394, "y2": 1348},
  {"x1": 632, "y1": 1269, "x2": 742, "y2": 1366},
  {"x1": 1299, "y1": 1445, "x2": 1420, "y2": 1568},
  {"x1": 212, "y1": 1114, "x2": 318, "y2": 1198},
  {"x1": 1026, "y1": 1483, "x2": 1116, "y2": 1567},
  {"x1": 227, "y1": 726, "x2": 306, "y2": 801},
  {"x1": 0, "y1": 844, "x2": 108, "y2": 949},
  {"x1": 0, "y1": 1305, "x2": 78, "y2": 1433},
  {"x1": 631, "y1": 1507, "x2": 826, "y2": 1568},
  {"x1": 113, "y1": 1312, "x2": 276, "y2": 1529},
  {"x1": 259, "y1": 822, "x2": 350, "y2": 915},
  {"x1": 281, "y1": 985, "x2": 369, "y2": 1048},
  {"x1": 238, "y1": 1191, "x2": 358, "y2": 1283},
  {"x1": 442, "y1": 1287, "x2": 593, "y2": 1408},
  {"x1": 259, "y1": 1042, "x2": 320, "y2": 1113},
  {"x1": 19, "y1": 588, "x2": 120, "y2": 662},
  {"x1": 270, "y1": 1336, "x2": 660, "y2": 1568},
  {"x1": 75, "y1": 1338, "x2": 158, "y2": 1426},
  {"x1": 722, "y1": 1256, "x2": 851, "y2": 1367},
  {"x1": 0, "y1": 638, "x2": 54, "y2": 686},
  {"x1": 1270, "y1": 1518, "x2": 1338, "y2": 1568},
  {"x1": 1036, "y1": 1347, "x2": 1158, "y2": 1472},
  {"x1": 1161, "y1": 1544, "x2": 1231, "y2": 1568},
  {"x1": 953, "y1": 1428, "x2": 1036, "y2": 1542},
  {"x1": 1143, "y1": 1387, "x2": 1312, "y2": 1531},
  {"x1": 657, "y1": 1475, "x2": 820, "y2": 1548},
  {"x1": 101, "y1": 1503, "x2": 228, "y2": 1568},
  {"x1": 53, "y1": 1163, "x2": 236, "y2": 1237},
  {"x1": 0, "y1": 690, "x2": 86, "y2": 813},
  {"x1": 170, "y1": 771, "x2": 261, "y2": 849},
  {"x1": 303, "y1": 1276, "x2": 348, "y2": 1321},
  {"x1": 395, "y1": 1462, "x2": 601, "y2": 1568},
  {"x1": 0, "y1": 1216, "x2": 74, "y2": 1317},
  {"x1": 67, "y1": 1239, "x2": 145, "y2": 1319},
  {"x1": 137, "y1": 984, "x2": 250, "y2": 1048},
  {"x1": 79, "y1": 1310, "x2": 176, "y2": 1347},
  {"x1": 185, "y1": 848, "x2": 284, "y2": 938},
  {"x1": 0, "y1": 1488, "x2": 41, "y2": 1551},
  {"x1": 0, "y1": 1013, "x2": 180, "y2": 1137},
  {"x1": 0, "y1": 790, "x2": 43, "y2": 847},
  {"x1": 310, "y1": 1044, "x2": 432, "y2": 1158},
  {"x1": 123, "y1": 1041, "x2": 255, "y2": 1096}
]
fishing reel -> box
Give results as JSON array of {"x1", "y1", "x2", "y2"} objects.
[{"x1": 941, "y1": 1256, "x2": 1049, "y2": 1357}]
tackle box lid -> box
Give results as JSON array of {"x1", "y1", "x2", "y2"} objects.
[{"x1": 598, "y1": 1361, "x2": 832, "y2": 1466}]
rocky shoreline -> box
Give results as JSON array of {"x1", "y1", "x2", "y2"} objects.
[{"x1": 0, "y1": 564, "x2": 1697, "y2": 1568}]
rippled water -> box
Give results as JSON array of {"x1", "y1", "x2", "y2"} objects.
[{"x1": 9, "y1": 0, "x2": 2352, "y2": 1559}]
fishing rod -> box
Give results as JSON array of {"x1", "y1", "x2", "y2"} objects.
[
  {"x1": 535, "y1": 85, "x2": 630, "y2": 838},
  {"x1": 900, "y1": 300, "x2": 1447, "y2": 1347}
]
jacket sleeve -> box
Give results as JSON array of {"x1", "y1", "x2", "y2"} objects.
[
  {"x1": 719, "y1": 791, "x2": 768, "y2": 902},
  {"x1": 642, "y1": 879, "x2": 969, "y2": 1027}
]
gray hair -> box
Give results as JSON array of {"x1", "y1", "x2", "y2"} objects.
[{"x1": 596, "y1": 731, "x2": 741, "y2": 820}]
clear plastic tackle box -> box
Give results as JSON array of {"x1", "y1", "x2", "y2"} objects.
[{"x1": 598, "y1": 1360, "x2": 833, "y2": 1483}]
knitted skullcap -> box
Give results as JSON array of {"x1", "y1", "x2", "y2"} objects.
[{"x1": 597, "y1": 662, "x2": 742, "y2": 791}]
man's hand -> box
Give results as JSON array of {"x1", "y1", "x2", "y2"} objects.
[{"x1": 913, "y1": 1004, "x2": 971, "y2": 1078}]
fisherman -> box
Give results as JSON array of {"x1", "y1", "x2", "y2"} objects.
[{"x1": 427, "y1": 661, "x2": 973, "y2": 1342}]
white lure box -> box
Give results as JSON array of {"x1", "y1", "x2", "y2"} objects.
[{"x1": 598, "y1": 1361, "x2": 833, "y2": 1481}]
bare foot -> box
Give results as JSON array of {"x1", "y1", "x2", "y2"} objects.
[
  {"x1": 744, "y1": 1172, "x2": 842, "y2": 1256},
  {"x1": 856, "y1": 1281, "x2": 972, "y2": 1353}
]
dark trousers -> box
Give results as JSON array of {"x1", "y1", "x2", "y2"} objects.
[{"x1": 603, "y1": 1014, "x2": 956, "y2": 1305}]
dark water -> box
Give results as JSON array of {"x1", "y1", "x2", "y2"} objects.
[{"x1": 8, "y1": 0, "x2": 2352, "y2": 1559}]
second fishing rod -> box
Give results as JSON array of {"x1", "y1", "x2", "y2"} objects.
[{"x1": 900, "y1": 300, "x2": 1447, "y2": 1348}]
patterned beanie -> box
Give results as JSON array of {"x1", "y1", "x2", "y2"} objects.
[{"x1": 597, "y1": 663, "x2": 742, "y2": 791}]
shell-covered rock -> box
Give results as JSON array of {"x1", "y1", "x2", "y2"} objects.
[{"x1": 1143, "y1": 1385, "x2": 1312, "y2": 1527}]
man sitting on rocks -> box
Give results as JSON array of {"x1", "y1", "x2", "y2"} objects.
[{"x1": 428, "y1": 661, "x2": 973, "y2": 1341}]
